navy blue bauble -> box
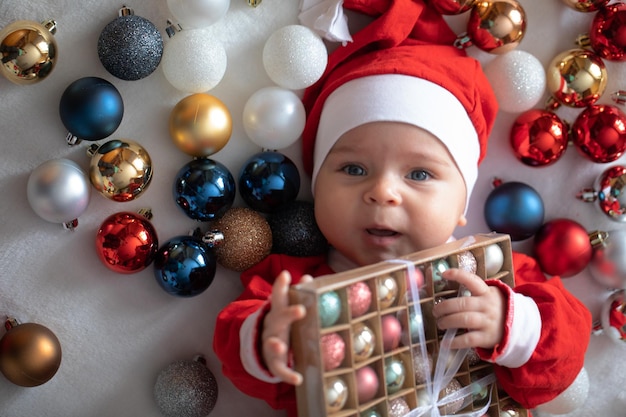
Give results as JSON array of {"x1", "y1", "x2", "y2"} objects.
[
  {"x1": 173, "y1": 158, "x2": 236, "y2": 222},
  {"x1": 153, "y1": 236, "x2": 216, "y2": 297},
  {"x1": 484, "y1": 181, "x2": 545, "y2": 241},
  {"x1": 59, "y1": 77, "x2": 124, "y2": 143},
  {"x1": 238, "y1": 151, "x2": 300, "y2": 213}
]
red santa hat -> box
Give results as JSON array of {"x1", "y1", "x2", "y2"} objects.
[{"x1": 300, "y1": 0, "x2": 499, "y2": 209}]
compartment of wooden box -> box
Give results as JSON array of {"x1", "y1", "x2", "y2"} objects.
[{"x1": 289, "y1": 233, "x2": 527, "y2": 417}]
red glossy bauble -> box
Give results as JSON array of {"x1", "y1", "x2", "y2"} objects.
[
  {"x1": 590, "y1": 2, "x2": 626, "y2": 61},
  {"x1": 571, "y1": 104, "x2": 626, "y2": 163},
  {"x1": 533, "y1": 218, "x2": 592, "y2": 277},
  {"x1": 95, "y1": 211, "x2": 159, "y2": 274},
  {"x1": 510, "y1": 109, "x2": 568, "y2": 166}
]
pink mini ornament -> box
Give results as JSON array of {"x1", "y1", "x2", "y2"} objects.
[
  {"x1": 355, "y1": 365, "x2": 379, "y2": 403},
  {"x1": 320, "y1": 332, "x2": 345, "y2": 371}
]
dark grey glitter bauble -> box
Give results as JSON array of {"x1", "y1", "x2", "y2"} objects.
[
  {"x1": 98, "y1": 15, "x2": 163, "y2": 81},
  {"x1": 267, "y1": 200, "x2": 328, "y2": 257},
  {"x1": 154, "y1": 359, "x2": 218, "y2": 417}
]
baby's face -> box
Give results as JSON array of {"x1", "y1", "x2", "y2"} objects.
[{"x1": 314, "y1": 121, "x2": 467, "y2": 267}]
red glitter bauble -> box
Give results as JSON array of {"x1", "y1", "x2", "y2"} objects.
[
  {"x1": 510, "y1": 109, "x2": 568, "y2": 166},
  {"x1": 533, "y1": 218, "x2": 592, "y2": 277},
  {"x1": 571, "y1": 104, "x2": 626, "y2": 163},
  {"x1": 590, "y1": 2, "x2": 626, "y2": 61},
  {"x1": 95, "y1": 211, "x2": 158, "y2": 274}
]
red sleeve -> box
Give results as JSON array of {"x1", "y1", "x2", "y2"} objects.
[
  {"x1": 491, "y1": 251, "x2": 592, "y2": 409},
  {"x1": 212, "y1": 254, "x2": 332, "y2": 414}
]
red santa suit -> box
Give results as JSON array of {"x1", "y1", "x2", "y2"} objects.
[{"x1": 214, "y1": 250, "x2": 591, "y2": 416}]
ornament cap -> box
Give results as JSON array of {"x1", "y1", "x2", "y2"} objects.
[
  {"x1": 42, "y1": 19, "x2": 57, "y2": 35},
  {"x1": 119, "y1": 5, "x2": 134, "y2": 17},
  {"x1": 589, "y1": 230, "x2": 609, "y2": 248},
  {"x1": 62, "y1": 219, "x2": 78, "y2": 231},
  {"x1": 165, "y1": 20, "x2": 181, "y2": 38},
  {"x1": 4, "y1": 317, "x2": 19, "y2": 331},
  {"x1": 576, "y1": 33, "x2": 591, "y2": 48},
  {"x1": 247, "y1": 0, "x2": 262, "y2": 7},
  {"x1": 137, "y1": 208, "x2": 153, "y2": 220},
  {"x1": 202, "y1": 230, "x2": 224, "y2": 248},
  {"x1": 86, "y1": 143, "x2": 99, "y2": 157},
  {"x1": 453, "y1": 32, "x2": 472, "y2": 50},
  {"x1": 576, "y1": 188, "x2": 597, "y2": 202},
  {"x1": 612, "y1": 90, "x2": 626, "y2": 106},
  {"x1": 66, "y1": 132, "x2": 81, "y2": 146}
]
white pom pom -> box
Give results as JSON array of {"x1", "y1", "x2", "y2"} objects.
[
  {"x1": 263, "y1": 25, "x2": 328, "y2": 90},
  {"x1": 483, "y1": 50, "x2": 546, "y2": 114},
  {"x1": 162, "y1": 28, "x2": 227, "y2": 93},
  {"x1": 535, "y1": 367, "x2": 589, "y2": 415}
]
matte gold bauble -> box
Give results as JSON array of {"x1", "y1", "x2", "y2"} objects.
[
  {"x1": 547, "y1": 48, "x2": 607, "y2": 108},
  {"x1": 88, "y1": 139, "x2": 153, "y2": 202},
  {"x1": 169, "y1": 93, "x2": 232, "y2": 158},
  {"x1": 0, "y1": 19, "x2": 58, "y2": 84},
  {"x1": 0, "y1": 319, "x2": 62, "y2": 387}
]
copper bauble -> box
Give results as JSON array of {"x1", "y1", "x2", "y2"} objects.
[
  {"x1": 571, "y1": 104, "x2": 626, "y2": 163},
  {"x1": 466, "y1": 0, "x2": 526, "y2": 54},
  {"x1": 590, "y1": 2, "x2": 626, "y2": 61},
  {"x1": 88, "y1": 139, "x2": 153, "y2": 202},
  {"x1": 561, "y1": 0, "x2": 610, "y2": 13},
  {"x1": 169, "y1": 93, "x2": 232, "y2": 158},
  {"x1": 0, "y1": 319, "x2": 62, "y2": 387},
  {"x1": 95, "y1": 211, "x2": 159, "y2": 273},
  {"x1": 546, "y1": 48, "x2": 607, "y2": 108},
  {"x1": 208, "y1": 207, "x2": 272, "y2": 272},
  {"x1": 0, "y1": 19, "x2": 58, "y2": 84},
  {"x1": 510, "y1": 109, "x2": 568, "y2": 166}
]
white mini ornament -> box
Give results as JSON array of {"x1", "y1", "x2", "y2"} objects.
[
  {"x1": 262, "y1": 24, "x2": 328, "y2": 90},
  {"x1": 162, "y1": 23, "x2": 227, "y2": 93},
  {"x1": 483, "y1": 50, "x2": 546, "y2": 114}
]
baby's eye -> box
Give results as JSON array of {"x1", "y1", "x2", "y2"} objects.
[
  {"x1": 408, "y1": 169, "x2": 431, "y2": 181},
  {"x1": 341, "y1": 164, "x2": 366, "y2": 176}
]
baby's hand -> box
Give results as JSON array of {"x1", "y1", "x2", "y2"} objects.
[
  {"x1": 261, "y1": 271, "x2": 312, "y2": 385},
  {"x1": 431, "y1": 268, "x2": 505, "y2": 350}
]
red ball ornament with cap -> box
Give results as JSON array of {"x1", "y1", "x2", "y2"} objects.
[{"x1": 533, "y1": 218, "x2": 593, "y2": 277}]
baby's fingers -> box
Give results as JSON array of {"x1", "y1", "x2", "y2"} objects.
[{"x1": 264, "y1": 336, "x2": 303, "y2": 385}]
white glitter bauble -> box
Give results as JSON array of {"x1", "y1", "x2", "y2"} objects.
[
  {"x1": 535, "y1": 367, "x2": 589, "y2": 414},
  {"x1": 483, "y1": 50, "x2": 546, "y2": 114},
  {"x1": 262, "y1": 24, "x2": 328, "y2": 90},
  {"x1": 162, "y1": 28, "x2": 227, "y2": 93},
  {"x1": 167, "y1": 0, "x2": 230, "y2": 29}
]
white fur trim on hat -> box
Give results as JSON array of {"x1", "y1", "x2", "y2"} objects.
[{"x1": 312, "y1": 74, "x2": 479, "y2": 211}]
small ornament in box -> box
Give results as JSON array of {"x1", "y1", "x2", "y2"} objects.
[{"x1": 289, "y1": 233, "x2": 528, "y2": 417}]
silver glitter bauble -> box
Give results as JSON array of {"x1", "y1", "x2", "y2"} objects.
[
  {"x1": 97, "y1": 7, "x2": 163, "y2": 81},
  {"x1": 154, "y1": 358, "x2": 218, "y2": 417}
]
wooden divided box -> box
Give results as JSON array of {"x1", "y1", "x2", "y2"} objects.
[{"x1": 289, "y1": 233, "x2": 528, "y2": 417}]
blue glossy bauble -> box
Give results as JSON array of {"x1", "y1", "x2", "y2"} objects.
[
  {"x1": 153, "y1": 236, "x2": 216, "y2": 297},
  {"x1": 484, "y1": 181, "x2": 545, "y2": 241},
  {"x1": 59, "y1": 77, "x2": 124, "y2": 143},
  {"x1": 238, "y1": 151, "x2": 300, "y2": 213},
  {"x1": 173, "y1": 158, "x2": 236, "y2": 222}
]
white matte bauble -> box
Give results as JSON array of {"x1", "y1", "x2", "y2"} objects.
[
  {"x1": 162, "y1": 28, "x2": 227, "y2": 93},
  {"x1": 27, "y1": 158, "x2": 91, "y2": 226},
  {"x1": 263, "y1": 24, "x2": 328, "y2": 90},
  {"x1": 166, "y1": 0, "x2": 230, "y2": 29},
  {"x1": 483, "y1": 50, "x2": 546, "y2": 113},
  {"x1": 242, "y1": 86, "x2": 306, "y2": 149},
  {"x1": 535, "y1": 367, "x2": 589, "y2": 414}
]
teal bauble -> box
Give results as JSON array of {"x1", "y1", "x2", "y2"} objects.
[
  {"x1": 432, "y1": 258, "x2": 451, "y2": 292},
  {"x1": 319, "y1": 291, "x2": 342, "y2": 328},
  {"x1": 385, "y1": 357, "x2": 406, "y2": 395},
  {"x1": 360, "y1": 409, "x2": 382, "y2": 417}
]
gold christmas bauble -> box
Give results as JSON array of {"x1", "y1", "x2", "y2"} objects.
[
  {"x1": 0, "y1": 19, "x2": 58, "y2": 84},
  {"x1": 169, "y1": 93, "x2": 232, "y2": 158},
  {"x1": 88, "y1": 139, "x2": 153, "y2": 202},
  {"x1": 547, "y1": 48, "x2": 607, "y2": 108},
  {"x1": 468, "y1": 0, "x2": 526, "y2": 54},
  {"x1": 0, "y1": 320, "x2": 62, "y2": 387}
]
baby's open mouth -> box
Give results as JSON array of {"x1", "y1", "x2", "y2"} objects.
[{"x1": 366, "y1": 229, "x2": 398, "y2": 237}]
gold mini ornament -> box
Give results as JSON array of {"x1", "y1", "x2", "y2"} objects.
[
  {"x1": 0, "y1": 19, "x2": 58, "y2": 84},
  {"x1": 0, "y1": 317, "x2": 62, "y2": 387}
]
